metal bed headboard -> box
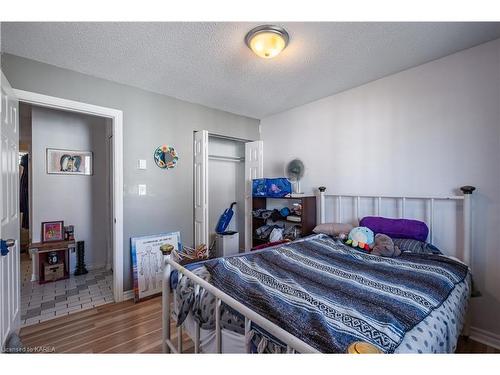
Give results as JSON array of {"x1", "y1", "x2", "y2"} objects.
[{"x1": 317, "y1": 185, "x2": 475, "y2": 267}]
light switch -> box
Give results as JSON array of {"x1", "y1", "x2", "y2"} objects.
[
  {"x1": 138, "y1": 184, "x2": 147, "y2": 196},
  {"x1": 138, "y1": 159, "x2": 147, "y2": 169}
]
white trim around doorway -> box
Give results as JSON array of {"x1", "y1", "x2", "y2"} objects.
[{"x1": 13, "y1": 89, "x2": 124, "y2": 303}]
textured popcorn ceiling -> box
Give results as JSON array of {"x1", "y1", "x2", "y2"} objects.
[{"x1": 2, "y1": 22, "x2": 500, "y2": 118}]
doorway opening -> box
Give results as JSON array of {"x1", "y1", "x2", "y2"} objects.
[{"x1": 18, "y1": 103, "x2": 115, "y2": 326}]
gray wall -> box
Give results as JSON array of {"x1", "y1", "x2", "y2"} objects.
[
  {"x1": 1, "y1": 53, "x2": 260, "y2": 290},
  {"x1": 261, "y1": 39, "x2": 500, "y2": 337},
  {"x1": 31, "y1": 106, "x2": 110, "y2": 269}
]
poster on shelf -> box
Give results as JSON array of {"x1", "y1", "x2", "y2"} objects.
[{"x1": 130, "y1": 232, "x2": 181, "y2": 302}]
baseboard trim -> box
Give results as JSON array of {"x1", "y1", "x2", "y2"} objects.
[
  {"x1": 69, "y1": 263, "x2": 107, "y2": 273},
  {"x1": 86, "y1": 263, "x2": 107, "y2": 271},
  {"x1": 470, "y1": 326, "x2": 500, "y2": 350},
  {"x1": 123, "y1": 289, "x2": 134, "y2": 301}
]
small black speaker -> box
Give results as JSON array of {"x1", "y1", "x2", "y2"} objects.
[
  {"x1": 74, "y1": 240, "x2": 88, "y2": 275},
  {"x1": 47, "y1": 251, "x2": 59, "y2": 265}
]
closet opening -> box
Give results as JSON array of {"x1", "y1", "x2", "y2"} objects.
[
  {"x1": 208, "y1": 134, "x2": 246, "y2": 255},
  {"x1": 193, "y1": 130, "x2": 263, "y2": 256}
]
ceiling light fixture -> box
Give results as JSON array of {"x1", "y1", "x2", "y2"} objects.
[{"x1": 245, "y1": 25, "x2": 289, "y2": 59}]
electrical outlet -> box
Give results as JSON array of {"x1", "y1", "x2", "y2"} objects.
[{"x1": 138, "y1": 184, "x2": 147, "y2": 196}]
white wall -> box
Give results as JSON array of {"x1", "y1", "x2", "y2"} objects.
[
  {"x1": 261, "y1": 39, "x2": 500, "y2": 338},
  {"x1": 31, "y1": 106, "x2": 110, "y2": 269}
]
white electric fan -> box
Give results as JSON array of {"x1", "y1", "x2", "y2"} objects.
[{"x1": 285, "y1": 159, "x2": 305, "y2": 196}]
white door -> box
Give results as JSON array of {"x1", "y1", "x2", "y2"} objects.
[
  {"x1": 244, "y1": 140, "x2": 263, "y2": 252},
  {"x1": 0, "y1": 72, "x2": 20, "y2": 350},
  {"x1": 193, "y1": 130, "x2": 209, "y2": 247}
]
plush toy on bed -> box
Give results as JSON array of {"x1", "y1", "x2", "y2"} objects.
[
  {"x1": 345, "y1": 227, "x2": 375, "y2": 251},
  {"x1": 371, "y1": 233, "x2": 401, "y2": 257}
]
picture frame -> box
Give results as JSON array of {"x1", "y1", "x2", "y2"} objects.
[
  {"x1": 130, "y1": 232, "x2": 181, "y2": 303},
  {"x1": 153, "y1": 144, "x2": 179, "y2": 169},
  {"x1": 41, "y1": 221, "x2": 65, "y2": 242},
  {"x1": 46, "y1": 148, "x2": 93, "y2": 175}
]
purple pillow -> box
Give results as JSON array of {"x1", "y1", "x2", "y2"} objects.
[{"x1": 359, "y1": 216, "x2": 429, "y2": 242}]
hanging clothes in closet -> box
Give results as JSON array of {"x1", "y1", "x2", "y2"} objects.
[{"x1": 20, "y1": 153, "x2": 29, "y2": 229}]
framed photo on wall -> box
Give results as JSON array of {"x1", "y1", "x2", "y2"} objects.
[
  {"x1": 130, "y1": 232, "x2": 181, "y2": 303},
  {"x1": 46, "y1": 148, "x2": 93, "y2": 175},
  {"x1": 41, "y1": 221, "x2": 64, "y2": 242}
]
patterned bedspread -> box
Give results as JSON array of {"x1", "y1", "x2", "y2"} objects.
[{"x1": 203, "y1": 234, "x2": 469, "y2": 353}]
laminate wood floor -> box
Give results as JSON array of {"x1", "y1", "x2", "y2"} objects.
[
  {"x1": 19, "y1": 296, "x2": 191, "y2": 353},
  {"x1": 19, "y1": 297, "x2": 499, "y2": 354}
]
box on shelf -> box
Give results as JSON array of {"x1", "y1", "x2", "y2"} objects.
[{"x1": 252, "y1": 178, "x2": 292, "y2": 198}]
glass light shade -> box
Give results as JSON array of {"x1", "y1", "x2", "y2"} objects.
[{"x1": 246, "y1": 27, "x2": 289, "y2": 59}]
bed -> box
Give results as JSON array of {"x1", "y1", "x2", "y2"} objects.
[{"x1": 162, "y1": 185, "x2": 475, "y2": 354}]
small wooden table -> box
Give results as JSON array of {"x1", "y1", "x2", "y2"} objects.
[{"x1": 28, "y1": 240, "x2": 76, "y2": 283}]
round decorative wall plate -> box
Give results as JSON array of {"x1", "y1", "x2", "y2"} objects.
[{"x1": 154, "y1": 145, "x2": 178, "y2": 169}]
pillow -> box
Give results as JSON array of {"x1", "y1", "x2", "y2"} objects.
[
  {"x1": 392, "y1": 238, "x2": 442, "y2": 255},
  {"x1": 313, "y1": 223, "x2": 354, "y2": 237},
  {"x1": 360, "y1": 216, "x2": 429, "y2": 242}
]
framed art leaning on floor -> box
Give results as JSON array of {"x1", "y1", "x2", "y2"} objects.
[{"x1": 130, "y1": 232, "x2": 181, "y2": 302}]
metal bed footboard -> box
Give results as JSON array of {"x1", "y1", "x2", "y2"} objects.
[{"x1": 161, "y1": 254, "x2": 320, "y2": 354}]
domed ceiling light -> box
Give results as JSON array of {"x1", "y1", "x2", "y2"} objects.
[{"x1": 245, "y1": 25, "x2": 289, "y2": 59}]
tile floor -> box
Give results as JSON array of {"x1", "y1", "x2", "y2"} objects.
[{"x1": 20, "y1": 255, "x2": 114, "y2": 327}]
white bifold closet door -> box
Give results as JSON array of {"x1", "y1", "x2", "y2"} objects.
[
  {"x1": 244, "y1": 140, "x2": 263, "y2": 252},
  {"x1": 194, "y1": 130, "x2": 209, "y2": 248}
]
